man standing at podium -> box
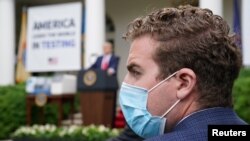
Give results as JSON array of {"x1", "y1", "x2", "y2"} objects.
[{"x1": 90, "y1": 42, "x2": 119, "y2": 76}]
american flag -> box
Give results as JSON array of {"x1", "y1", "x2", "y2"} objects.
[
  {"x1": 48, "y1": 57, "x2": 58, "y2": 65},
  {"x1": 233, "y1": 0, "x2": 242, "y2": 50}
]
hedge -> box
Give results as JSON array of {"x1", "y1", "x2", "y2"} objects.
[
  {"x1": 0, "y1": 83, "x2": 73, "y2": 139},
  {"x1": 233, "y1": 68, "x2": 250, "y2": 123},
  {"x1": 0, "y1": 84, "x2": 26, "y2": 139}
]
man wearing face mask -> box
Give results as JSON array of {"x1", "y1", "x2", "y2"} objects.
[{"x1": 119, "y1": 5, "x2": 247, "y2": 141}]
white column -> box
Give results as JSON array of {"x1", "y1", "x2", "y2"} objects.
[
  {"x1": 199, "y1": 0, "x2": 223, "y2": 16},
  {"x1": 242, "y1": 0, "x2": 250, "y2": 66},
  {"x1": 84, "y1": 0, "x2": 105, "y2": 68},
  {"x1": 0, "y1": 0, "x2": 15, "y2": 85}
]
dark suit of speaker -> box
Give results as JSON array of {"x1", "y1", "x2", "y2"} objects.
[
  {"x1": 90, "y1": 55, "x2": 119, "y2": 75},
  {"x1": 77, "y1": 69, "x2": 119, "y2": 127}
]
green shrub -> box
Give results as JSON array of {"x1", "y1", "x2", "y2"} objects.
[
  {"x1": 238, "y1": 68, "x2": 250, "y2": 78},
  {"x1": 0, "y1": 84, "x2": 26, "y2": 139},
  {"x1": 233, "y1": 68, "x2": 250, "y2": 123},
  {"x1": 0, "y1": 84, "x2": 75, "y2": 139}
]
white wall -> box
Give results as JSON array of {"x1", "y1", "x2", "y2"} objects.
[
  {"x1": 0, "y1": 0, "x2": 15, "y2": 86},
  {"x1": 242, "y1": 0, "x2": 250, "y2": 66},
  {"x1": 223, "y1": 0, "x2": 233, "y2": 31}
]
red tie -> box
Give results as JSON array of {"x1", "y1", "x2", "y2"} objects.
[{"x1": 101, "y1": 57, "x2": 109, "y2": 70}]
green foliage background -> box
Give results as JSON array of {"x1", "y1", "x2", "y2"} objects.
[
  {"x1": 0, "y1": 84, "x2": 26, "y2": 139},
  {"x1": 233, "y1": 68, "x2": 250, "y2": 124}
]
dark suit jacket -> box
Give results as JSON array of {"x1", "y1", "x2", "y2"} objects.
[
  {"x1": 90, "y1": 54, "x2": 119, "y2": 73},
  {"x1": 146, "y1": 107, "x2": 247, "y2": 141}
]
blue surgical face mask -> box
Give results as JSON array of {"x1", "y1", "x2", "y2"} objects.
[{"x1": 119, "y1": 71, "x2": 180, "y2": 138}]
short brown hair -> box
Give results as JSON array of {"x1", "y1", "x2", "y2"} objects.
[{"x1": 124, "y1": 5, "x2": 242, "y2": 108}]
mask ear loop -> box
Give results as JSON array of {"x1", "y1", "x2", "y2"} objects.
[
  {"x1": 160, "y1": 99, "x2": 180, "y2": 118},
  {"x1": 148, "y1": 71, "x2": 179, "y2": 93}
]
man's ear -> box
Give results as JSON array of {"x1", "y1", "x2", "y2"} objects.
[{"x1": 175, "y1": 68, "x2": 197, "y2": 99}]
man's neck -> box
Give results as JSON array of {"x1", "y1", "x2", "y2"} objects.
[{"x1": 165, "y1": 95, "x2": 200, "y2": 132}]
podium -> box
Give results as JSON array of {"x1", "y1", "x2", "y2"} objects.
[
  {"x1": 26, "y1": 94, "x2": 75, "y2": 126},
  {"x1": 77, "y1": 69, "x2": 118, "y2": 127}
]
